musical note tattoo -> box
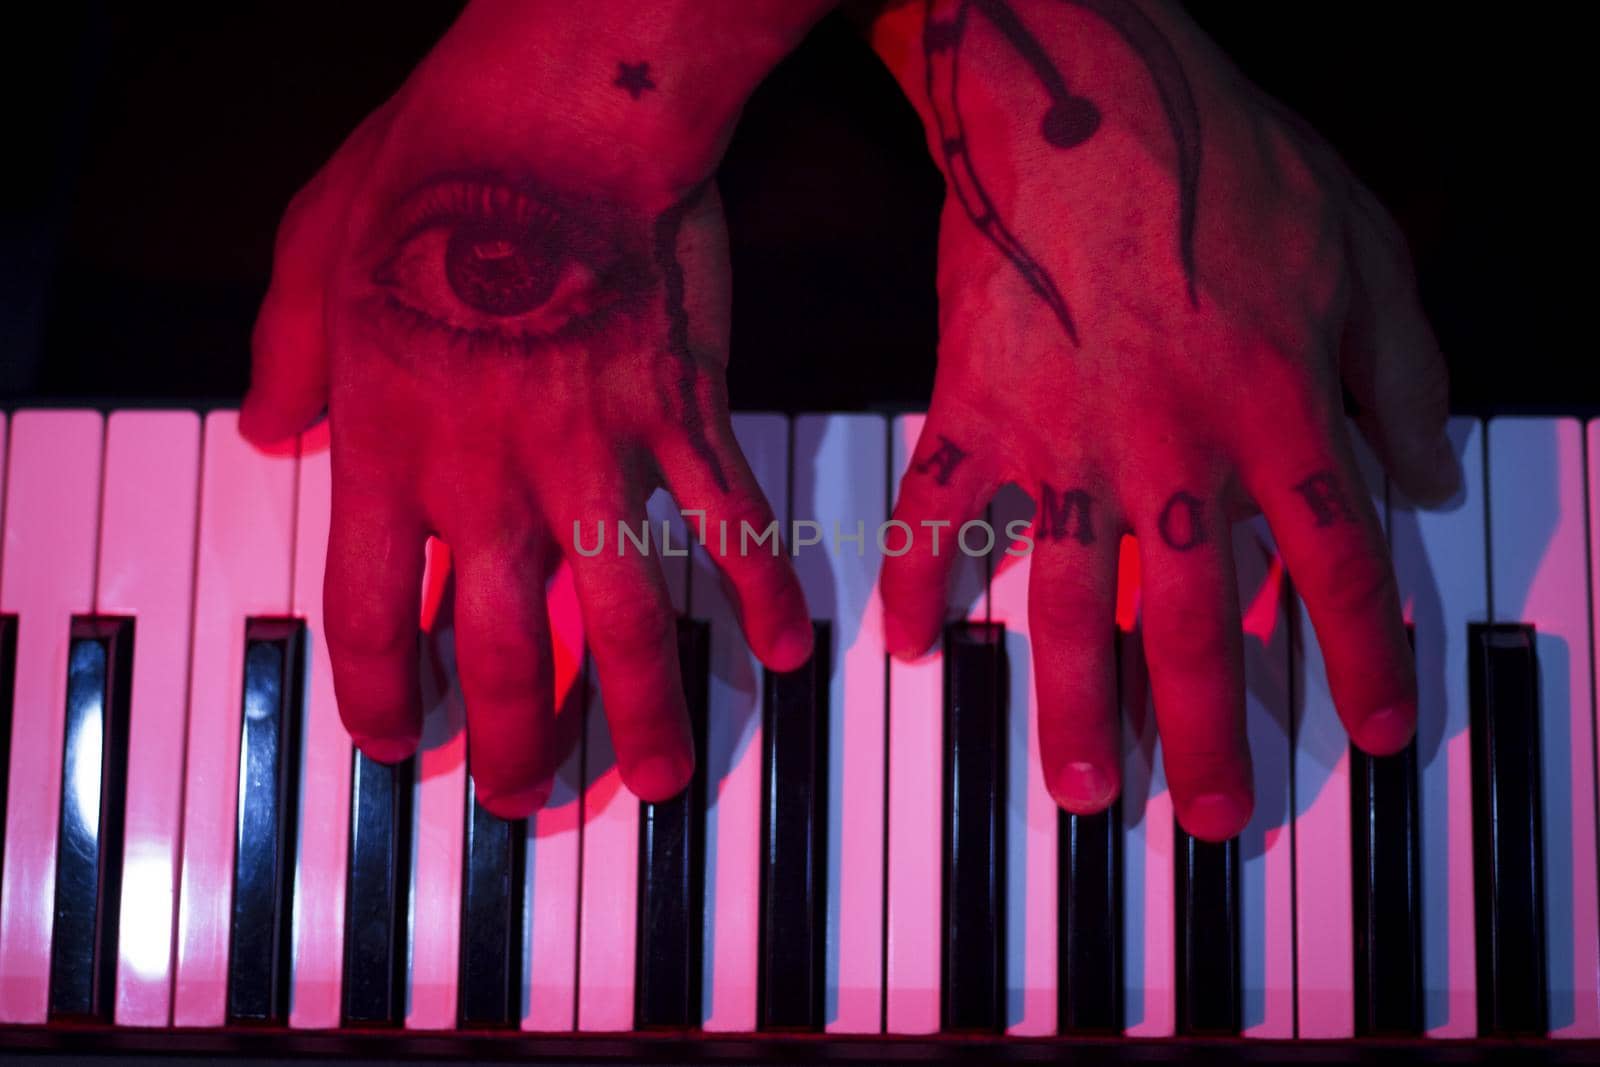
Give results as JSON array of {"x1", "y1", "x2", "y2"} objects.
[{"x1": 922, "y1": 0, "x2": 1202, "y2": 346}]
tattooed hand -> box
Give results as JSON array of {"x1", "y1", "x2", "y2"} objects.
[
  {"x1": 241, "y1": 0, "x2": 830, "y2": 817},
  {"x1": 865, "y1": 0, "x2": 1457, "y2": 840}
]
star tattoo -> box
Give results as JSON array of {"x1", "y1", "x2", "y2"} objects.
[{"x1": 614, "y1": 61, "x2": 657, "y2": 100}]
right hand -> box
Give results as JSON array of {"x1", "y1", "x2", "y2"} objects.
[{"x1": 242, "y1": 0, "x2": 815, "y2": 817}]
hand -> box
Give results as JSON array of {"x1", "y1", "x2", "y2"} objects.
[
  {"x1": 866, "y1": 0, "x2": 1456, "y2": 840},
  {"x1": 241, "y1": 0, "x2": 824, "y2": 817}
]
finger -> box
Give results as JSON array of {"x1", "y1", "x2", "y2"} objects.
[
  {"x1": 1241, "y1": 423, "x2": 1416, "y2": 756},
  {"x1": 880, "y1": 402, "x2": 998, "y2": 659},
  {"x1": 1339, "y1": 185, "x2": 1459, "y2": 506},
  {"x1": 657, "y1": 427, "x2": 812, "y2": 672},
  {"x1": 242, "y1": 108, "x2": 389, "y2": 447},
  {"x1": 1028, "y1": 490, "x2": 1122, "y2": 814},
  {"x1": 566, "y1": 526, "x2": 694, "y2": 804},
  {"x1": 1135, "y1": 481, "x2": 1253, "y2": 842},
  {"x1": 451, "y1": 533, "x2": 563, "y2": 819},
  {"x1": 324, "y1": 476, "x2": 427, "y2": 766}
]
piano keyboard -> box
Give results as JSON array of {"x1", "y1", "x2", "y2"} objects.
[{"x1": 0, "y1": 407, "x2": 1598, "y2": 1052}]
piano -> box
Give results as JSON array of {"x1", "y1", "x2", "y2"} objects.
[{"x1": 0, "y1": 405, "x2": 1597, "y2": 1063}]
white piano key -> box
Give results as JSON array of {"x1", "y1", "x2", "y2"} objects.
[
  {"x1": 287, "y1": 428, "x2": 352, "y2": 1029},
  {"x1": 1486, "y1": 417, "x2": 1599, "y2": 1037},
  {"x1": 1121, "y1": 606, "x2": 1174, "y2": 1038},
  {"x1": 576, "y1": 486, "x2": 691, "y2": 1030},
  {"x1": 521, "y1": 561, "x2": 585, "y2": 1032},
  {"x1": 0, "y1": 410, "x2": 104, "y2": 1024},
  {"x1": 172, "y1": 411, "x2": 298, "y2": 1026},
  {"x1": 406, "y1": 538, "x2": 467, "y2": 1030},
  {"x1": 792, "y1": 414, "x2": 887, "y2": 1034},
  {"x1": 884, "y1": 414, "x2": 941, "y2": 1036},
  {"x1": 884, "y1": 413, "x2": 990, "y2": 1034},
  {"x1": 695, "y1": 416, "x2": 786, "y2": 1033},
  {"x1": 96, "y1": 411, "x2": 202, "y2": 1027},
  {"x1": 1234, "y1": 520, "x2": 1294, "y2": 1038},
  {"x1": 1289, "y1": 427, "x2": 1384, "y2": 1038},
  {"x1": 1390, "y1": 417, "x2": 1484, "y2": 1036},
  {"x1": 985, "y1": 486, "x2": 1056, "y2": 1035}
]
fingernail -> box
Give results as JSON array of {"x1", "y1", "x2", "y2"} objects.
[
  {"x1": 770, "y1": 624, "x2": 815, "y2": 673},
  {"x1": 1181, "y1": 792, "x2": 1253, "y2": 842},
  {"x1": 477, "y1": 781, "x2": 552, "y2": 820},
  {"x1": 353, "y1": 733, "x2": 420, "y2": 765},
  {"x1": 1357, "y1": 704, "x2": 1415, "y2": 755},
  {"x1": 629, "y1": 753, "x2": 693, "y2": 804},
  {"x1": 1051, "y1": 761, "x2": 1114, "y2": 813},
  {"x1": 884, "y1": 613, "x2": 933, "y2": 661}
]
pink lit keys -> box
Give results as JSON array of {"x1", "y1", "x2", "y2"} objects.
[
  {"x1": 695, "y1": 416, "x2": 787, "y2": 1032},
  {"x1": 1486, "y1": 417, "x2": 1598, "y2": 1037},
  {"x1": 99, "y1": 411, "x2": 203, "y2": 1027},
  {"x1": 172, "y1": 411, "x2": 297, "y2": 1027},
  {"x1": 0, "y1": 410, "x2": 104, "y2": 1023}
]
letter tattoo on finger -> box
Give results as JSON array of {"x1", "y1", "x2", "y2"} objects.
[
  {"x1": 913, "y1": 434, "x2": 970, "y2": 486},
  {"x1": 1292, "y1": 470, "x2": 1358, "y2": 528},
  {"x1": 1157, "y1": 489, "x2": 1207, "y2": 551},
  {"x1": 1039, "y1": 482, "x2": 1095, "y2": 544}
]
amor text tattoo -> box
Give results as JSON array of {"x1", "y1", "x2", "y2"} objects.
[
  {"x1": 1157, "y1": 489, "x2": 1206, "y2": 551},
  {"x1": 1292, "y1": 470, "x2": 1358, "y2": 528},
  {"x1": 922, "y1": 0, "x2": 1202, "y2": 345}
]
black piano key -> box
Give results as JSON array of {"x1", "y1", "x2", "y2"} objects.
[
  {"x1": 758, "y1": 621, "x2": 830, "y2": 1032},
  {"x1": 342, "y1": 749, "x2": 414, "y2": 1027},
  {"x1": 456, "y1": 774, "x2": 526, "y2": 1029},
  {"x1": 1351, "y1": 674, "x2": 1423, "y2": 1036},
  {"x1": 1057, "y1": 802, "x2": 1123, "y2": 1033},
  {"x1": 1175, "y1": 827, "x2": 1240, "y2": 1035},
  {"x1": 941, "y1": 621, "x2": 1007, "y2": 1033},
  {"x1": 0, "y1": 615, "x2": 17, "y2": 884},
  {"x1": 48, "y1": 618, "x2": 134, "y2": 1020},
  {"x1": 634, "y1": 618, "x2": 709, "y2": 1030},
  {"x1": 1468, "y1": 622, "x2": 1547, "y2": 1036},
  {"x1": 227, "y1": 619, "x2": 307, "y2": 1023},
  {"x1": 1058, "y1": 626, "x2": 1125, "y2": 1034}
]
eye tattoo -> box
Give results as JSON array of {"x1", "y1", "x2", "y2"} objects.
[
  {"x1": 1292, "y1": 470, "x2": 1358, "y2": 528},
  {"x1": 912, "y1": 434, "x2": 970, "y2": 485},
  {"x1": 614, "y1": 61, "x2": 657, "y2": 99},
  {"x1": 1157, "y1": 489, "x2": 1206, "y2": 551},
  {"x1": 369, "y1": 174, "x2": 650, "y2": 358},
  {"x1": 922, "y1": 0, "x2": 1202, "y2": 346}
]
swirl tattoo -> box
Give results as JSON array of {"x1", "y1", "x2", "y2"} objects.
[{"x1": 922, "y1": 0, "x2": 1203, "y2": 345}]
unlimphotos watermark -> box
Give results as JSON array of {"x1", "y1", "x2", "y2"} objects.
[{"x1": 573, "y1": 515, "x2": 1036, "y2": 558}]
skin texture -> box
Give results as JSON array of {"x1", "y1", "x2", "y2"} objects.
[
  {"x1": 243, "y1": 0, "x2": 835, "y2": 817},
  {"x1": 865, "y1": 0, "x2": 1457, "y2": 841}
]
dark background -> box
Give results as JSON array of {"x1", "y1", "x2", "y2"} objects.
[{"x1": 1, "y1": 2, "x2": 1585, "y2": 411}]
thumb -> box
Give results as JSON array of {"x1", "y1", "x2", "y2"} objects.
[
  {"x1": 1339, "y1": 185, "x2": 1459, "y2": 506},
  {"x1": 242, "y1": 108, "x2": 388, "y2": 448}
]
